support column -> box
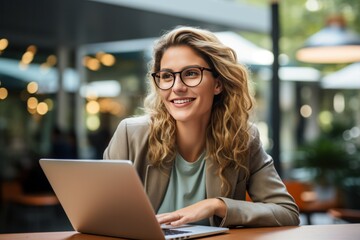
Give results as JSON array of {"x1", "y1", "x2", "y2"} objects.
[
  {"x1": 56, "y1": 46, "x2": 70, "y2": 132},
  {"x1": 270, "y1": 1, "x2": 282, "y2": 176},
  {"x1": 75, "y1": 46, "x2": 89, "y2": 159}
]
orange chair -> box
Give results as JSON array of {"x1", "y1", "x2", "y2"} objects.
[
  {"x1": 2, "y1": 181, "x2": 59, "y2": 205},
  {"x1": 328, "y1": 208, "x2": 360, "y2": 223},
  {"x1": 284, "y1": 180, "x2": 339, "y2": 225}
]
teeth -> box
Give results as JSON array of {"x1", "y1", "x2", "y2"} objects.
[{"x1": 173, "y1": 99, "x2": 193, "y2": 104}]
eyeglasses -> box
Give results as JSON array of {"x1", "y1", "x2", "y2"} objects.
[{"x1": 151, "y1": 66, "x2": 214, "y2": 90}]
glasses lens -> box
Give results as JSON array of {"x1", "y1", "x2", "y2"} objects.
[
  {"x1": 153, "y1": 67, "x2": 206, "y2": 90},
  {"x1": 155, "y1": 71, "x2": 174, "y2": 89},
  {"x1": 181, "y1": 68, "x2": 202, "y2": 87}
]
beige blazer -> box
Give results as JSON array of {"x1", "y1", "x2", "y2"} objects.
[{"x1": 103, "y1": 116, "x2": 300, "y2": 227}]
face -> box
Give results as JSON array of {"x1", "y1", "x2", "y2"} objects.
[{"x1": 158, "y1": 45, "x2": 222, "y2": 124}]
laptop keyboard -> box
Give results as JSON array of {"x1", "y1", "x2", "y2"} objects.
[{"x1": 163, "y1": 229, "x2": 191, "y2": 236}]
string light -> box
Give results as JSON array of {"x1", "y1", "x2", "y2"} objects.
[
  {"x1": 0, "y1": 38, "x2": 9, "y2": 51},
  {"x1": 0, "y1": 87, "x2": 8, "y2": 100}
]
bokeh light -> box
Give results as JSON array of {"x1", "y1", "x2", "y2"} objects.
[
  {"x1": 27, "y1": 82, "x2": 38, "y2": 94},
  {"x1": 86, "y1": 115, "x2": 100, "y2": 131},
  {"x1": 36, "y1": 102, "x2": 49, "y2": 115},
  {"x1": 27, "y1": 97, "x2": 38, "y2": 109},
  {"x1": 44, "y1": 98, "x2": 54, "y2": 111},
  {"x1": 0, "y1": 38, "x2": 9, "y2": 51},
  {"x1": 100, "y1": 53, "x2": 116, "y2": 66},
  {"x1": 86, "y1": 100, "x2": 100, "y2": 114},
  {"x1": 300, "y1": 104, "x2": 312, "y2": 118},
  {"x1": 0, "y1": 87, "x2": 8, "y2": 100}
]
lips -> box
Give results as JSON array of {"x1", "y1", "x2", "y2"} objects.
[{"x1": 171, "y1": 98, "x2": 195, "y2": 104}]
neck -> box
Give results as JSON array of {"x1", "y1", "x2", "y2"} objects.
[{"x1": 176, "y1": 119, "x2": 208, "y2": 162}]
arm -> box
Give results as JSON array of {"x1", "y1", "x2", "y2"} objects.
[
  {"x1": 216, "y1": 126, "x2": 300, "y2": 227},
  {"x1": 158, "y1": 160, "x2": 300, "y2": 228},
  {"x1": 157, "y1": 126, "x2": 299, "y2": 227}
]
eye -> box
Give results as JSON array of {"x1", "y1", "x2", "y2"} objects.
[
  {"x1": 160, "y1": 72, "x2": 173, "y2": 80},
  {"x1": 183, "y1": 68, "x2": 200, "y2": 78}
]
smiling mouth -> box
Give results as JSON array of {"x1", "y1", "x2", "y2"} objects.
[{"x1": 172, "y1": 98, "x2": 195, "y2": 104}]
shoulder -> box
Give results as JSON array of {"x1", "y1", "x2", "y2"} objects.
[
  {"x1": 110, "y1": 115, "x2": 151, "y2": 145},
  {"x1": 117, "y1": 115, "x2": 150, "y2": 134},
  {"x1": 120, "y1": 115, "x2": 150, "y2": 126},
  {"x1": 247, "y1": 122, "x2": 261, "y2": 144},
  {"x1": 246, "y1": 122, "x2": 274, "y2": 172},
  {"x1": 247, "y1": 122, "x2": 267, "y2": 153},
  {"x1": 104, "y1": 115, "x2": 150, "y2": 160}
]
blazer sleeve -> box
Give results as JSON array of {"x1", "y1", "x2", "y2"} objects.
[
  {"x1": 217, "y1": 126, "x2": 300, "y2": 227},
  {"x1": 103, "y1": 119, "x2": 130, "y2": 160}
]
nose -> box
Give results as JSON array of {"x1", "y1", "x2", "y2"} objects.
[{"x1": 172, "y1": 73, "x2": 187, "y2": 91}]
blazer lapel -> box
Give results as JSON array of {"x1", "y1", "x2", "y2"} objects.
[
  {"x1": 144, "y1": 163, "x2": 172, "y2": 212},
  {"x1": 206, "y1": 158, "x2": 239, "y2": 198}
]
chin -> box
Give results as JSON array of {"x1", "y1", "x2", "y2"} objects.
[
  {"x1": 169, "y1": 112, "x2": 192, "y2": 122},
  {"x1": 171, "y1": 116, "x2": 191, "y2": 122}
]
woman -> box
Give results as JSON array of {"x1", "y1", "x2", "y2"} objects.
[{"x1": 103, "y1": 26, "x2": 300, "y2": 227}]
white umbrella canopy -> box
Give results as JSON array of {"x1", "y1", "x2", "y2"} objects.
[
  {"x1": 215, "y1": 32, "x2": 274, "y2": 66},
  {"x1": 321, "y1": 62, "x2": 360, "y2": 89},
  {"x1": 258, "y1": 66, "x2": 321, "y2": 82},
  {"x1": 137, "y1": 31, "x2": 274, "y2": 66}
]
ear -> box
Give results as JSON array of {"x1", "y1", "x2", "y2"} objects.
[{"x1": 214, "y1": 78, "x2": 223, "y2": 95}]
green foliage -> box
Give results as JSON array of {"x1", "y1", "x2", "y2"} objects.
[{"x1": 294, "y1": 137, "x2": 355, "y2": 186}]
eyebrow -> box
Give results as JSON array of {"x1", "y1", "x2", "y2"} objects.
[{"x1": 159, "y1": 65, "x2": 204, "y2": 72}]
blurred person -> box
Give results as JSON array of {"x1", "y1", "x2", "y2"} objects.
[{"x1": 104, "y1": 26, "x2": 299, "y2": 227}]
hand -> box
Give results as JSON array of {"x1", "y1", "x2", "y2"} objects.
[{"x1": 156, "y1": 198, "x2": 226, "y2": 226}]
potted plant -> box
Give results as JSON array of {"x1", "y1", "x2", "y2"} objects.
[
  {"x1": 294, "y1": 137, "x2": 360, "y2": 208},
  {"x1": 294, "y1": 138, "x2": 350, "y2": 186}
]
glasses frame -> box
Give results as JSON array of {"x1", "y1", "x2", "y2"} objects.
[{"x1": 151, "y1": 66, "x2": 214, "y2": 90}]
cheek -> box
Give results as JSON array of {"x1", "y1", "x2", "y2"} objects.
[
  {"x1": 199, "y1": 89, "x2": 216, "y2": 106},
  {"x1": 158, "y1": 90, "x2": 170, "y2": 104},
  {"x1": 202, "y1": 83, "x2": 217, "y2": 100}
]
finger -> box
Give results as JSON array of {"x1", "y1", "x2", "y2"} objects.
[
  {"x1": 170, "y1": 216, "x2": 188, "y2": 227},
  {"x1": 170, "y1": 219, "x2": 185, "y2": 227},
  {"x1": 155, "y1": 213, "x2": 168, "y2": 219},
  {"x1": 157, "y1": 213, "x2": 181, "y2": 224},
  {"x1": 156, "y1": 212, "x2": 179, "y2": 219},
  {"x1": 156, "y1": 213, "x2": 174, "y2": 222}
]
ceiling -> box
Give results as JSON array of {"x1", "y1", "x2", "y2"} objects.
[
  {"x1": 0, "y1": 0, "x2": 269, "y2": 62},
  {"x1": 0, "y1": 0, "x2": 204, "y2": 61},
  {"x1": 0, "y1": 0, "x2": 270, "y2": 90}
]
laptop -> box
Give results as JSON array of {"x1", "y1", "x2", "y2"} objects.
[{"x1": 39, "y1": 159, "x2": 229, "y2": 240}]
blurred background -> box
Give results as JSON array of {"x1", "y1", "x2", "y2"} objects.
[{"x1": 0, "y1": 0, "x2": 360, "y2": 233}]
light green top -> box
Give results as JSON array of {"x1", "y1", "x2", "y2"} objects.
[{"x1": 157, "y1": 151, "x2": 209, "y2": 225}]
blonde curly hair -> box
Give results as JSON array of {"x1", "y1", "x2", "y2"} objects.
[{"x1": 144, "y1": 26, "x2": 254, "y2": 195}]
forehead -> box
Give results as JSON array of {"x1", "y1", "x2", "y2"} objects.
[{"x1": 160, "y1": 45, "x2": 208, "y2": 69}]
